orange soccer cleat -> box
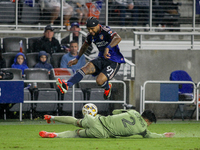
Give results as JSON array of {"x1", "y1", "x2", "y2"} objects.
[
  {"x1": 44, "y1": 115, "x2": 52, "y2": 123},
  {"x1": 104, "y1": 83, "x2": 112, "y2": 100},
  {"x1": 56, "y1": 78, "x2": 68, "y2": 94},
  {"x1": 39, "y1": 131, "x2": 57, "y2": 138}
]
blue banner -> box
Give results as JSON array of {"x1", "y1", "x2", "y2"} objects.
[
  {"x1": 0, "y1": 81, "x2": 24, "y2": 103},
  {"x1": 196, "y1": 0, "x2": 200, "y2": 14}
]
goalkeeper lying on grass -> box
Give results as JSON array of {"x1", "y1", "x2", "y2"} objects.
[{"x1": 39, "y1": 109, "x2": 174, "y2": 138}]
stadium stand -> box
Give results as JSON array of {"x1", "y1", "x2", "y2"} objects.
[
  {"x1": 28, "y1": 37, "x2": 40, "y2": 53},
  {"x1": 2, "y1": 52, "x2": 17, "y2": 68},
  {"x1": 170, "y1": 70, "x2": 196, "y2": 120},
  {"x1": 0, "y1": 68, "x2": 32, "y2": 119},
  {"x1": 61, "y1": 88, "x2": 84, "y2": 116},
  {"x1": 3, "y1": 37, "x2": 27, "y2": 54},
  {"x1": 51, "y1": 52, "x2": 66, "y2": 68},
  {"x1": 26, "y1": 52, "x2": 51, "y2": 68},
  {"x1": 0, "y1": 1, "x2": 15, "y2": 23},
  {"x1": 1, "y1": 0, "x2": 200, "y2": 120},
  {"x1": 89, "y1": 88, "x2": 110, "y2": 114},
  {"x1": 24, "y1": 68, "x2": 58, "y2": 116},
  {"x1": 1, "y1": 68, "x2": 22, "y2": 80},
  {"x1": 21, "y1": 3, "x2": 40, "y2": 24}
]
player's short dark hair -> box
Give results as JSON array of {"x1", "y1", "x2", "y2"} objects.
[
  {"x1": 70, "y1": 40, "x2": 78, "y2": 45},
  {"x1": 86, "y1": 17, "x2": 99, "y2": 27},
  {"x1": 141, "y1": 110, "x2": 157, "y2": 123}
]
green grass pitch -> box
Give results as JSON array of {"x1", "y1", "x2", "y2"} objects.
[{"x1": 0, "y1": 119, "x2": 200, "y2": 150}]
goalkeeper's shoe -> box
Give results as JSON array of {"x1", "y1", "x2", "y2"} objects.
[
  {"x1": 39, "y1": 131, "x2": 57, "y2": 138},
  {"x1": 44, "y1": 115, "x2": 53, "y2": 124},
  {"x1": 56, "y1": 78, "x2": 68, "y2": 94},
  {"x1": 104, "y1": 83, "x2": 112, "y2": 100}
]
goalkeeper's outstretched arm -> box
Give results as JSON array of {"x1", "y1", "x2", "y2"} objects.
[
  {"x1": 112, "y1": 109, "x2": 128, "y2": 115},
  {"x1": 143, "y1": 129, "x2": 175, "y2": 138}
]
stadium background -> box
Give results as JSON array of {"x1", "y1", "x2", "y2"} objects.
[{"x1": 0, "y1": 0, "x2": 200, "y2": 120}]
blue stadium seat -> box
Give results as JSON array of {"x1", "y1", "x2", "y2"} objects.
[{"x1": 170, "y1": 70, "x2": 196, "y2": 120}]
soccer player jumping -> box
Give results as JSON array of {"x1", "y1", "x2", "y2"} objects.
[
  {"x1": 39, "y1": 109, "x2": 175, "y2": 138},
  {"x1": 56, "y1": 17, "x2": 125, "y2": 99}
]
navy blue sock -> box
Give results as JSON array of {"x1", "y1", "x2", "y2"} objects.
[
  {"x1": 101, "y1": 81, "x2": 109, "y2": 90},
  {"x1": 67, "y1": 69, "x2": 85, "y2": 88}
]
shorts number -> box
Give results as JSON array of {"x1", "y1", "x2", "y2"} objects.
[
  {"x1": 106, "y1": 66, "x2": 114, "y2": 77},
  {"x1": 121, "y1": 117, "x2": 135, "y2": 128}
]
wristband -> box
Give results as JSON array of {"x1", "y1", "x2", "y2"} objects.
[
  {"x1": 107, "y1": 45, "x2": 112, "y2": 50},
  {"x1": 76, "y1": 55, "x2": 80, "y2": 60}
]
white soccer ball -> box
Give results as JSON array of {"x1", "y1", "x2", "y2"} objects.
[{"x1": 82, "y1": 103, "x2": 98, "y2": 117}]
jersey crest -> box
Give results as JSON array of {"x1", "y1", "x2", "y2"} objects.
[
  {"x1": 99, "y1": 34, "x2": 104, "y2": 40},
  {"x1": 108, "y1": 30, "x2": 112, "y2": 34}
]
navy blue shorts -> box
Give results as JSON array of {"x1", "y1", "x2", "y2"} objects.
[{"x1": 90, "y1": 57, "x2": 121, "y2": 80}]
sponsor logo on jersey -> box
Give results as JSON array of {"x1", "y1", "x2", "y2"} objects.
[{"x1": 96, "y1": 41, "x2": 108, "y2": 47}]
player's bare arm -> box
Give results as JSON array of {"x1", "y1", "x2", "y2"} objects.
[
  {"x1": 67, "y1": 42, "x2": 89, "y2": 67},
  {"x1": 104, "y1": 34, "x2": 122, "y2": 59},
  {"x1": 110, "y1": 33, "x2": 122, "y2": 47}
]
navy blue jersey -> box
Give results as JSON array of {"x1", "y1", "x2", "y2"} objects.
[{"x1": 85, "y1": 25, "x2": 125, "y2": 63}]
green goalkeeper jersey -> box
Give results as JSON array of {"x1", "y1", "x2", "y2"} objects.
[{"x1": 99, "y1": 109, "x2": 165, "y2": 138}]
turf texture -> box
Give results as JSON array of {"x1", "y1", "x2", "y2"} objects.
[{"x1": 0, "y1": 119, "x2": 200, "y2": 150}]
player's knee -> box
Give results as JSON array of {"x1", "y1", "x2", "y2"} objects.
[
  {"x1": 96, "y1": 78, "x2": 104, "y2": 86},
  {"x1": 77, "y1": 119, "x2": 82, "y2": 127},
  {"x1": 76, "y1": 129, "x2": 82, "y2": 137}
]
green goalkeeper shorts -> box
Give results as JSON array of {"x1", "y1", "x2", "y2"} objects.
[{"x1": 80, "y1": 114, "x2": 110, "y2": 138}]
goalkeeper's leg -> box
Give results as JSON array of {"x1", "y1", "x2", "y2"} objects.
[
  {"x1": 56, "y1": 129, "x2": 95, "y2": 138},
  {"x1": 55, "y1": 129, "x2": 91, "y2": 138},
  {"x1": 56, "y1": 130, "x2": 80, "y2": 138},
  {"x1": 39, "y1": 130, "x2": 80, "y2": 138},
  {"x1": 44, "y1": 115, "x2": 80, "y2": 126},
  {"x1": 39, "y1": 129, "x2": 95, "y2": 138}
]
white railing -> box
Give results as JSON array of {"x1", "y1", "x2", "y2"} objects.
[
  {"x1": 133, "y1": 31, "x2": 200, "y2": 50},
  {"x1": 17, "y1": 80, "x2": 127, "y2": 121},
  {"x1": 196, "y1": 82, "x2": 200, "y2": 120},
  {"x1": 140, "y1": 80, "x2": 197, "y2": 119},
  {"x1": 122, "y1": 59, "x2": 135, "y2": 79}
]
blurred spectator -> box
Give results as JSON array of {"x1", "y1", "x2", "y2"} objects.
[
  {"x1": 0, "y1": 48, "x2": 6, "y2": 69},
  {"x1": 33, "y1": 25, "x2": 62, "y2": 55},
  {"x1": 39, "y1": 0, "x2": 73, "y2": 25},
  {"x1": 114, "y1": 0, "x2": 134, "y2": 26},
  {"x1": 157, "y1": 0, "x2": 181, "y2": 30},
  {"x1": 11, "y1": 52, "x2": 28, "y2": 76},
  {"x1": 152, "y1": 0, "x2": 165, "y2": 27},
  {"x1": 69, "y1": 0, "x2": 89, "y2": 25},
  {"x1": 34, "y1": 51, "x2": 53, "y2": 73},
  {"x1": 60, "y1": 40, "x2": 86, "y2": 72},
  {"x1": 133, "y1": 0, "x2": 149, "y2": 26},
  {"x1": 61, "y1": 22, "x2": 93, "y2": 55},
  {"x1": 159, "y1": 0, "x2": 179, "y2": 15}
]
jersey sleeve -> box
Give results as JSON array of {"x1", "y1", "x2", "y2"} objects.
[
  {"x1": 112, "y1": 109, "x2": 128, "y2": 115},
  {"x1": 105, "y1": 26, "x2": 117, "y2": 40},
  {"x1": 143, "y1": 129, "x2": 165, "y2": 138},
  {"x1": 85, "y1": 33, "x2": 92, "y2": 45}
]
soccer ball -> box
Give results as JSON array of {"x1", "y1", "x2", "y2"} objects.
[{"x1": 82, "y1": 103, "x2": 98, "y2": 117}]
